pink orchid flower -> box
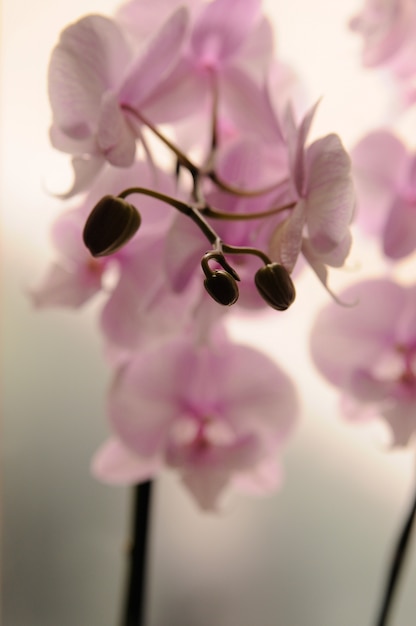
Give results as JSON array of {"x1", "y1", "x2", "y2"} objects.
[
  {"x1": 352, "y1": 129, "x2": 416, "y2": 260},
  {"x1": 267, "y1": 105, "x2": 355, "y2": 288},
  {"x1": 92, "y1": 334, "x2": 298, "y2": 510},
  {"x1": 311, "y1": 279, "x2": 416, "y2": 446},
  {"x1": 31, "y1": 162, "x2": 172, "y2": 308},
  {"x1": 48, "y1": 8, "x2": 189, "y2": 194},
  {"x1": 350, "y1": 0, "x2": 416, "y2": 103}
]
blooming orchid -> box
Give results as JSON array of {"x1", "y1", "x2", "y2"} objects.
[
  {"x1": 93, "y1": 334, "x2": 298, "y2": 510},
  {"x1": 266, "y1": 105, "x2": 355, "y2": 290},
  {"x1": 48, "y1": 7, "x2": 189, "y2": 194},
  {"x1": 311, "y1": 279, "x2": 416, "y2": 446}
]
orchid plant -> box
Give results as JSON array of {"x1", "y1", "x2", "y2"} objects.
[{"x1": 31, "y1": 0, "x2": 416, "y2": 624}]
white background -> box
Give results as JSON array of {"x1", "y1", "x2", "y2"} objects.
[{"x1": 2, "y1": 0, "x2": 416, "y2": 624}]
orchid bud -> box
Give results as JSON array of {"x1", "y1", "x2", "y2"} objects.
[
  {"x1": 83, "y1": 195, "x2": 141, "y2": 257},
  {"x1": 204, "y1": 270, "x2": 239, "y2": 306},
  {"x1": 255, "y1": 263, "x2": 296, "y2": 310}
]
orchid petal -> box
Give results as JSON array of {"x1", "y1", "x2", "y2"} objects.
[
  {"x1": 352, "y1": 130, "x2": 408, "y2": 234},
  {"x1": 97, "y1": 90, "x2": 136, "y2": 166},
  {"x1": 191, "y1": 0, "x2": 261, "y2": 67},
  {"x1": 48, "y1": 15, "x2": 131, "y2": 131},
  {"x1": 268, "y1": 200, "x2": 306, "y2": 272},
  {"x1": 305, "y1": 134, "x2": 354, "y2": 252},
  {"x1": 310, "y1": 279, "x2": 407, "y2": 387},
  {"x1": 92, "y1": 438, "x2": 162, "y2": 484},
  {"x1": 383, "y1": 197, "x2": 416, "y2": 259},
  {"x1": 119, "y1": 7, "x2": 189, "y2": 105},
  {"x1": 30, "y1": 262, "x2": 102, "y2": 308}
]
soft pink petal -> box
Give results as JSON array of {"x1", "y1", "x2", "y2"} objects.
[
  {"x1": 236, "y1": 16, "x2": 274, "y2": 80},
  {"x1": 352, "y1": 130, "x2": 408, "y2": 234},
  {"x1": 48, "y1": 15, "x2": 131, "y2": 131},
  {"x1": 305, "y1": 134, "x2": 354, "y2": 252},
  {"x1": 97, "y1": 90, "x2": 136, "y2": 166},
  {"x1": 268, "y1": 200, "x2": 306, "y2": 272},
  {"x1": 92, "y1": 438, "x2": 162, "y2": 484},
  {"x1": 291, "y1": 101, "x2": 320, "y2": 195},
  {"x1": 54, "y1": 155, "x2": 105, "y2": 199},
  {"x1": 220, "y1": 66, "x2": 284, "y2": 143},
  {"x1": 119, "y1": 7, "x2": 189, "y2": 105},
  {"x1": 310, "y1": 279, "x2": 407, "y2": 387},
  {"x1": 190, "y1": 0, "x2": 261, "y2": 67},
  {"x1": 30, "y1": 262, "x2": 102, "y2": 308},
  {"x1": 139, "y1": 58, "x2": 208, "y2": 123},
  {"x1": 164, "y1": 213, "x2": 207, "y2": 291},
  {"x1": 382, "y1": 197, "x2": 416, "y2": 259},
  {"x1": 208, "y1": 342, "x2": 298, "y2": 438},
  {"x1": 233, "y1": 456, "x2": 282, "y2": 495},
  {"x1": 109, "y1": 339, "x2": 201, "y2": 455}
]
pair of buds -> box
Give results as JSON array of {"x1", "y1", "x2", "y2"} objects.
[
  {"x1": 83, "y1": 194, "x2": 296, "y2": 311},
  {"x1": 201, "y1": 251, "x2": 295, "y2": 311}
]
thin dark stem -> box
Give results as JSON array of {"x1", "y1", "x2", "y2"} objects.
[
  {"x1": 120, "y1": 481, "x2": 153, "y2": 626},
  {"x1": 374, "y1": 481, "x2": 416, "y2": 626}
]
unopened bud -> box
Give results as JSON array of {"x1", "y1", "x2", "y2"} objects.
[
  {"x1": 204, "y1": 270, "x2": 239, "y2": 306},
  {"x1": 83, "y1": 195, "x2": 141, "y2": 257},
  {"x1": 255, "y1": 263, "x2": 296, "y2": 310}
]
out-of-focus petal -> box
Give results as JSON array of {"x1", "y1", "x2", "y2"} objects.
[
  {"x1": 54, "y1": 155, "x2": 105, "y2": 199},
  {"x1": 221, "y1": 67, "x2": 284, "y2": 143},
  {"x1": 92, "y1": 437, "x2": 162, "y2": 483},
  {"x1": 352, "y1": 130, "x2": 407, "y2": 234},
  {"x1": 30, "y1": 262, "x2": 102, "y2": 308},
  {"x1": 119, "y1": 7, "x2": 189, "y2": 105},
  {"x1": 382, "y1": 197, "x2": 416, "y2": 259},
  {"x1": 97, "y1": 91, "x2": 136, "y2": 166},
  {"x1": 190, "y1": 0, "x2": 261, "y2": 67},
  {"x1": 164, "y1": 213, "x2": 207, "y2": 291},
  {"x1": 310, "y1": 279, "x2": 406, "y2": 386}
]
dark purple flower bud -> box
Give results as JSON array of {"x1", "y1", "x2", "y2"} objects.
[
  {"x1": 204, "y1": 270, "x2": 239, "y2": 306},
  {"x1": 83, "y1": 195, "x2": 141, "y2": 257},
  {"x1": 255, "y1": 263, "x2": 296, "y2": 311}
]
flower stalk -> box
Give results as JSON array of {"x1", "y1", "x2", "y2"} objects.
[
  {"x1": 121, "y1": 482, "x2": 153, "y2": 626},
  {"x1": 374, "y1": 480, "x2": 416, "y2": 626}
]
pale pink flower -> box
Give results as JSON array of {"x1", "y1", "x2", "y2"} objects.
[
  {"x1": 267, "y1": 105, "x2": 355, "y2": 288},
  {"x1": 48, "y1": 8, "x2": 189, "y2": 194},
  {"x1": 352, "y1": 129, "x2": 416, "y2": 260},
  {"x1": 311, "y1": 279, "x2": 416, "y2": 446},
  {"x1": 350, "y1": 0, "x2": 416, "y2": 103},
  {"x1": 31, "y1": 162, "x2": 205, "y2": 352},
  {"x1": 93, "y1": 334, "x2": 298, "y2": 510}
]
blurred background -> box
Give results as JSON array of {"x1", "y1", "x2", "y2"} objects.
[{"x1": 2, "y1": 0, "x2": 416, "y2": 624}]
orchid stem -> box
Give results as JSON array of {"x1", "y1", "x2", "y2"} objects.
[
  {"x1": 120, "y1": 481, "x2": 153, "y2": 626},
  {"x1": 374, "y1": 481, "x2": 416, "y2": 626}
]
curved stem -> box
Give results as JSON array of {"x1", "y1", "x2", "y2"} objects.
[
  {"x1": 120, "y1": 481, "x2": 153, "y2": 626},
  {"x1": 203, "y1": 201, "x2": 296, "y2": 221},
  {"x1": 121, "y1": 104, "x2": 198, "y2": 175},
  {"x1": 119, "y1": 187, "x2": 218, "y2": 244},
  {"x1": 374, "y1": 481, "x2": 416, "y2": 626},
  {"x1": 222, "y1": 242, "x2": 271, "y2": 265},
  {"x1": 207, "y1": 171, "x2": 290, "y2": 199}
]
